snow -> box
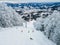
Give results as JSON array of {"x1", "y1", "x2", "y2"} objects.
[
  {"x1": 0, "y1": 2, "x2": 58, "y2": 45},
  {"x1": 0, "y1": 20, "x2": 56, "y2": 45},
  {"x1": 0, "y1": 3, "x2": 24, "y2": 27},
  {"x1": 34, "y1": 10, "x2": 60, "y2": 44}
]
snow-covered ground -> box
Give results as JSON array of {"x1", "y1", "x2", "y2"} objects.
[
  {"x1": 0, "y1": 2, "x2": 58, "y2": 45},
  {"x1": 0, "y1": 20, "x2": 56, "y2": 45}
]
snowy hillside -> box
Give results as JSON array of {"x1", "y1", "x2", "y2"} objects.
[
  {"x1": 0, "y1": 21, "x2": 56, "y2": 45},
  {"x1": 34, "y1": 10, "x2": 60, "y2": 45},
  {"x1": 0, "y1": 2, "x2": 60, "y2": 45}
]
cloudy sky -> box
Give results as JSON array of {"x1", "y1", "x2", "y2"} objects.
[{"x1": 0, "y1": 0, "x2": 60, "y2": 3}]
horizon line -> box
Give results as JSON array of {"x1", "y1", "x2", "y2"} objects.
[{"x1": 0, "y1": 1, "x2": 60, "y2": 3}]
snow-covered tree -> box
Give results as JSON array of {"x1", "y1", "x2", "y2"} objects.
[
  {"x1": 0, "y1": 3, "x2": 24, "y2": 28},
  {"x1": 34, "y1": 10, "x2": 60, "y2": 45}
]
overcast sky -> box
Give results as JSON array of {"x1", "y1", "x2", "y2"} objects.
[{"x1": 0, "y1": 0, "x2": 60, "y2": 3}]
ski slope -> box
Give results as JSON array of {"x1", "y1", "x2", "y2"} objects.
[{"x1": 0, "y1": 21, "x2": 56, "y2": 45}]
